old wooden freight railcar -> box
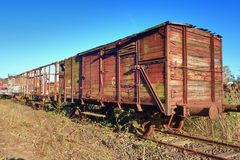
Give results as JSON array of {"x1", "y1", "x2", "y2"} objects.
[{"x1": 10, "y1": 22, "x2": 223, "y2": 128}]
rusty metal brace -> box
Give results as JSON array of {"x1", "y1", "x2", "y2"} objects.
[{"x1": 135, "y1": 65, "x2": 165, "y2": 113}]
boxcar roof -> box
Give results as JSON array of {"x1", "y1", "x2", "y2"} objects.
[{"x1": 77, "y1": 21, "x2": 222, "y2": 56}]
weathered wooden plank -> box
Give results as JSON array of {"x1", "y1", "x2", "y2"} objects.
[
  {"x1": 82, "y1": 56, "x2": 91, "y2": 98},
  {"x1": 90, "y1": 54, "x2": 100, "y2": 99},
  {"x1": 102, "y1": 54, "x2": 117, "y2": 101},
  {"x1": 187, "y1": 80, "x2": 211, "y2": 101},
  {"x1": 140, "y1": 63, "x2": 165, "y2": 103},
  {"x1": 168, "y1": 25, "x2": 184, "y2": 105},
  {"x1": 140, "y1": 30, "x2": 165, "y2": 61},
  {"x1": 120, "y1": 53, "x2": 136, "y2": 102}
]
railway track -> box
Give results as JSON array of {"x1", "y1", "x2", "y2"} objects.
[{"x1": 141, "y1": 131, "x2": 240, "y2": 160}]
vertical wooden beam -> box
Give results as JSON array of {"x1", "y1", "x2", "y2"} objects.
[
  {"x1": 182, "y1": 26, "x2": 188, "y2": 104},
  {"x1": 48, "y1": 65, "x2": 50, "y2": 100},
  {"x1": 54, "y1": 62, "x2": 58, "y2": 101},
  {"x1": 220, "y1": 38, "x2": 223, "y2": 106},
  {"x1": 29, "y1": 72, "x2": 31, "y2": 95},
  {"x1": 71, "y1": 57, "x2": 74, "y2": 103},
  {"x1": 64, "y1": 60, "x2": 67, "y2": 102},
  {"x1": 165, "y1": 25, "x2": 170, "y2": 115},
  {"x1": 21, "y1": 75, "x2": 23, "y2": 94},
  {"x1": 79, "y1": 57, "x2": 84, "y2": 105},
  {"x1": 37, "y1": 70, "x2": 39, "y2": 95},
  {"x1": 43, "y1": 67, "x2": 46, "y2": 97},
  {"x1": 34, "y1": 70, "x2": 36, "y2": 95},
  {"x1": 36, "y1": 70, "x2": 38, "y2": 95},
  {"x1": 39, "y1": 70, "x2": 41, "y2": 95},
  {"x1": 30, "y1": 72, "x2": 32, "y2": 95},
  {"x1": 23, "y1": 72, "x2": 27, "y2": 96},
  {"x1": 90, "y1": 56, "x2": 92, "y2": 98},
  {"x1": 210, "y1": 35, "x2": 215, "y2": 102},
  {"x1": 26, "y1": 72, "x2": 29, "y2": 95},
  {"x1": 99, "y1": 50, "x2": 103, "y2": 100},
  {"x1": 136, "y1": 40, "x2": 141, "y2": 111},
  {"x1": 33, "y1": 71, "x2": 35, "y2": 95},
  {"x1": 23, "y1": 73, "x2": 25, "y2": 95},
  {"x1": 116, "y1": 46, "x2": 121, "y2": 107},
  {"x1": 23, "y1": 74, "x2": 25, "y2": 95}
]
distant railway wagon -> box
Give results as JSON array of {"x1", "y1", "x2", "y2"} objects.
[
  {"x1": 0, "y1": 80, "x2": 8, "y2": 94},
  {"x1": 0, "y1": 80, "x2": 7, "y2": 88},
  {"x1": 0, "y1": 81, "x2": 3, "y2": 89},
  {"x1": 9, "y1": 22, "x2": 223, "y2": 129}
]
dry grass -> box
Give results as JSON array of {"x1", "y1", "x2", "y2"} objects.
[
  {"x1": 0, "y1": 100, "x2": 115, "y2": 160},
  {"x1": 0, "y1": 99, "x2": 201, "y2": 160},
  {"x1": 224, "y1": 90, "x2": 240, "y2": 105},
  {"x1": 184, "y1": 113, "x2": 240, "y2": 144},
  {"x1": 2, "y1": 98, "x2": 237, "y2": 159},
  {"x1": 184, "y1": 89, "x2": 240, "y2": 144}
]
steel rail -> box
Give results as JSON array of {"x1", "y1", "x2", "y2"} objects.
[
  {"x1": 165, "y1": 131, "x2": 240, "y2": 151},
  {"x1": 141, "y1": 135, "x2": 229, "y2": 160}
]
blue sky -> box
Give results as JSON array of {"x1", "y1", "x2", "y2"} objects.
[{"x1": 0, "y1": 0, "x2": 239, "y2": 78}]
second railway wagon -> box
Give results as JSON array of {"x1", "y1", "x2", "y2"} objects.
[{"x1": 11, "y1": 21, "x2": 223, "y2": 121}]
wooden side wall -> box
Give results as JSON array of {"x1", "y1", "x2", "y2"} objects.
[
  {"x1": 168, "y1": 25, "x2": 184, "y2": 104},
  {"x1": 65, "y1": 58, "x2": 72, "y2": 98},
  {"x1": 214, "y1": 38, "x2": 223, "y2": 103},
  {"x1": 187, "y1": 27, "x2": 211, "y2": 102},
  {"x1": 58, "y1": 24, "x2": 222, "y2": 114},
  {"x1": 79, "y1": 28, "x2": 166, "y2": 105},
  {"x1": 59, "y1": 61, "x2": 65, "y2": 97},
  {"x1": 168, "y1": 25, "x2": 222, "y2": 108},
  {"x1": 102, "y1": 53, "x2": 116, "y2": 101},
  {"x1": 139, "y1": 29, "x2": 166, "y2": 104}
]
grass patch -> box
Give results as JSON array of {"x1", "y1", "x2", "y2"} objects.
[
  {"x1": 184, "y1": 112, "x2": 240, "y2": 144},
  {"x1": 184, "y1": 87, "x2": 240, "y2": 144},
  {"x1": 0, "y1": 99, "x2": 201, "y2": 160},
  {"x1": 0, "y1": 100, "x2": 115, "y2": 160}
]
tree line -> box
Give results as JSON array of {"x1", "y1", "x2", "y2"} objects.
[{"x1": 223, "y1": 65, "x2": 240, "y2": 84}]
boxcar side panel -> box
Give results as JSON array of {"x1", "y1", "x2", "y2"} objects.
[
  {"x1": 120, "y1": 53, "x2": 136, "y2": 102},
  {"x1": 214, "y1": 38, "x2": 223, "y2": 103},
  {"x1": 139, "y1": 29, "x2": 166, "y2": 104},
  {"x1": 168, "y1": 25, "x2": 223, "y2": 115},
  {"x1": 90, "y1": 53, "x2": 100, "y2": 99},
  {"x1": 140, "y1": 31, "x2": 165, "y2": 61},
  {"x1": 102, "y1": 54, "x2": 117, "y2": 101},
  {"x1": 59, "y1": 61, "x2": 65, "y2": 98},
  {"x1": 82, "y1": 55, "x2": 91, "y2": 98},
  {"x1": 73, "y1": 57, "x2": 80, "y2": 99},
  {"x1": 168, "y1": 25, "x2": 184, "y2": 105},
  {"x1": 140, "y1": 63, "x2": 165, "y2": 103},
  {"x1": 65, "y1": 58, "x2": 72, "y2": 98},
  {"x1": 187, "y1": 28, "x2": 211, "y2": 102}
]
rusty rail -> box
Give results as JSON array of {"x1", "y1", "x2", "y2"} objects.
[
  {"x1": 141, "y1": 131, "x2": 240, "y2": 159},
  {"x1": 166, "y1": 131, "x2": 240, "y2": 150},
  {"x1": 142, "y1": 136, "x2": 229, "y2": 160}
]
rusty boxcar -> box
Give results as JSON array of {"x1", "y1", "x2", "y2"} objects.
[{"x1": 9, "y1": 21, "x2": 223, "y2": 128}]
